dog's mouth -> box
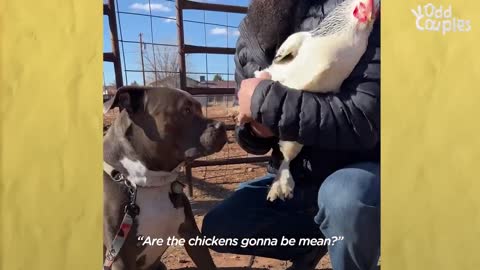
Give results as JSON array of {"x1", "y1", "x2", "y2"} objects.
[
  {"x1": 183, "y1": 121, "x2": 227, "y2": 162},
  {"x1": 184, "y1": 145, "x2": 223, "y2": 162},
  {"x1": 184, "y1": 138, "x2": 227, "y2": 162}
]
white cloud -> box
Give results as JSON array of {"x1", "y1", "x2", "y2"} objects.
[
  {"x1": 210, "y1": 27, "x2": 240, "y2": 36},
  {"x1": 210, "y1": 27, "x2": 228, "y2": 35},
  {"x1": 129, "y1": 2, "x2": 171, "y2": 12},
  {"x1": 164, "y1": 16, "x2": 176, "y2": 23}
]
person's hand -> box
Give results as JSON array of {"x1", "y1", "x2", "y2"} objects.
[
  {"x1": 237, "y1": 78, "x2": 262, "y2": 124},
  {"x1": 237, "y1": 72, "x2": 272, "y2": 124},
  {"x1": 237, "y1": 72, "x2": 274, "y2": 138}
]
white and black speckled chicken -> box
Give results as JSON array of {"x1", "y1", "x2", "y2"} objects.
[{"x1": 255, "y1": 0, "x2": 380, "y2": 202}]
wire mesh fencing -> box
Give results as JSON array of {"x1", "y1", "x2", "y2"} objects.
[{"x1": 103, "y1": 0, "x2": 270, "y2": 197}]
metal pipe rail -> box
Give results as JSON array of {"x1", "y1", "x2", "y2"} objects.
[{"x1": 175, "y1": 0, "x2": 270, "y2": 197}]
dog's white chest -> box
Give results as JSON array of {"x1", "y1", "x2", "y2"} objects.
[{"x1": 135, "y1": 186, "x2": 185, "y2": 264}]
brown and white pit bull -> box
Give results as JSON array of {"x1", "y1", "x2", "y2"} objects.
[{"x1": 103, "y1": 86, "x2": 227, "y2": 270}]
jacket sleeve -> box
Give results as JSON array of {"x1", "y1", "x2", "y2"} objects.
[
  {"x1": 234, "y1": 20, "x2": 277, "y2": 155},
  {"x1": 251, "y1": 20, "x2": 380, "y2": 150}
]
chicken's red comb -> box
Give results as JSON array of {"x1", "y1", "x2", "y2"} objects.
[{"x1": 356, "y1": 0, "x2": 374, "y2": 12}]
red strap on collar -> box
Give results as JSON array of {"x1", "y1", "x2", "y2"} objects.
[{"x1": 103, "y1": 212, "x2": 134, "y2": 270}]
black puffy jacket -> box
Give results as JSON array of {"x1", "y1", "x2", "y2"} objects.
[{"x1": 235, "y1": 0, "x2": 380, "y2": 185}]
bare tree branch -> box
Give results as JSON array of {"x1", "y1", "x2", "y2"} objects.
[{"x1": 142, "y1": 45, "x2": 182, "y2": 85}]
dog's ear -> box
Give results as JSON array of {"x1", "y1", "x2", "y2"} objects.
[{"x1": 103, "y1": 86, "x2": 147, "y2": 114}]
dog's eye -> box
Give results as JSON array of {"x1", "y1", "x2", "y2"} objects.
[{"x1": 184, "y1": 107, "x2": 191, "y2": 114}]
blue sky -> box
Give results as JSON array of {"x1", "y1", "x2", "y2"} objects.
[{"x1": 103, "y1": 0, "x2": 249, "y2": 86}]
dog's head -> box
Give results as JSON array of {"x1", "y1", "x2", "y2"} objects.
[{"x1": 104, "y1": 86, "x2": 227, "y2": 171}]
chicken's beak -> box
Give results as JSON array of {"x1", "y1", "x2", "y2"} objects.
[
  {"x1": 367, "y1": 0, "x2": 379, "y2": 23},
  {"x1": 372, "y1": 1, "x2": 380, "y2": 21},
  {"x1": 367, "y1": 0, "x2": 375, "y2": 23},
  {"x1": 368, "y1": 6, "x2": 377, "y2": 24}
]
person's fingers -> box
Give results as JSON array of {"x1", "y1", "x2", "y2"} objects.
[
  {"x1": 238, "y1": 113, "x2": 252, "y2": 125},
  {"x1": 238, "y1": 115, "x2": 248, "y2": 124}
]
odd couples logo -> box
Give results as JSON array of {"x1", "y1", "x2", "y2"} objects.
[{"x1": 411, "y1": 3, "x2": 472, "y2": 35}]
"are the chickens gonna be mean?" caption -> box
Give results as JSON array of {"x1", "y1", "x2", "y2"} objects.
[{"x1": 137, "y1": 235, "x2": 345, "y2": 247}]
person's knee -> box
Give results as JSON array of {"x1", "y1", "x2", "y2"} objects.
[
  {"x1": 315, "y1": 163, "x2": 380, "y2": 235},
  {"x1": 318, "y1": 163, "x2": 379, "y2": 209}
]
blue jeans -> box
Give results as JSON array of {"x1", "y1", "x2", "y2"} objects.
[{"x1": 202, "y1": 162, "x2": 380, "y2": 270}]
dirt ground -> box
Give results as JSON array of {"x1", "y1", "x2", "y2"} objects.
[{"x1": 104, "y1": 105, "x2": 332, "y2": 269}]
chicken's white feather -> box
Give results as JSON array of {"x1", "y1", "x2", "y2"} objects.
[{"x1": 311, "y1": 0, "x2": 357, "y2": 37}]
